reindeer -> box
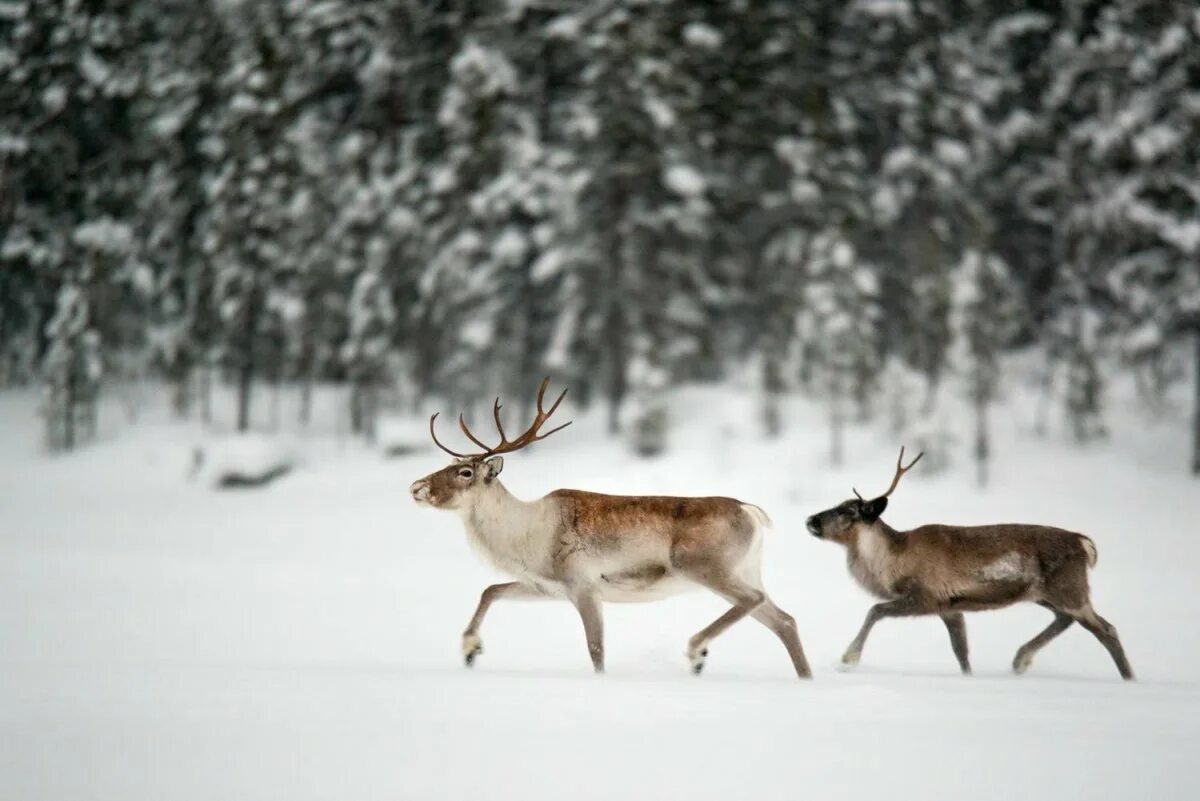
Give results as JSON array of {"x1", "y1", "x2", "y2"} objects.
[
  {"x1": 806, "y1": 448, "x2": 1133, "y2": 680},
  {"x1": 408, "y1": 378, "x2": 810, "y2": 678}
]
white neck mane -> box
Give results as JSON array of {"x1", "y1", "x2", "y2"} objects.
[{"x1": 457, "y1": 480, "x2": 558, "y2": 581}]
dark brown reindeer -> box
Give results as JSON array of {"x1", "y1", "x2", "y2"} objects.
[
  {"x1": 806, "y1": 448, "x2": 1133, "y2": 679},
  {"x1": 409, "y1": 378, "x2": 811, "y2": 678}
]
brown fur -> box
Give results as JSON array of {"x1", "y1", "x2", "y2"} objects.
[
  {"x1": 807, "y1": 497, "x2": 1133, "y2": 679},
  {"x1": 549, "y1": 490, "x2": 755, "y2": 564},
  {"x1": 412, "y1": 465, "x2": 811, "y2": 678}
]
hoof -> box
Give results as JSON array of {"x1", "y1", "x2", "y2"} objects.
[
  {"x1": 688, "y1": 646, "x2": 708, "y2": 675},
  {"x1": 462, "y1": 633, "x2": 483, "y2": 668},
  {"x1": 840, "y1": 650, "x2": 861, "y2": 667},
  {"x1": 1012, "y1": 652, "x2": 1031, "y2": 675}
]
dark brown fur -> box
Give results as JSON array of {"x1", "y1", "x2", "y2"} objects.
[{"x1": 808, "y1": 498, "x2": 1133, "y2": 680}]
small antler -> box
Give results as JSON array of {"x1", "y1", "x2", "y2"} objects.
[
  {"x1": 428, "y1": 377, "x2": 573, "y2": 459},
  {"x1": 877, "y1": 446, "x2": 924, "y2": 499}
]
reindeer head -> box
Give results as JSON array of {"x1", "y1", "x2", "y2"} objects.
[
  {"x1": 409, "y1": 377, "x2": 571, "y2": 511},
  {"x1": 806, "y1": 447, "x2": 923, "y2": 544}
]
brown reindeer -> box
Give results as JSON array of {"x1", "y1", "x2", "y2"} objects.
[
  {"x1": 806, "y1": 448, "x2": 1133, "y2": 679},
  {"x1": 409, "y1": 378, "x2": 810, "y2": 678}
]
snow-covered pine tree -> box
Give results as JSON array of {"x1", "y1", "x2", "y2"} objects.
[
  {"x1": 201, "y1": 1, "x2": 323, "y2": 431},
  {"x1": 1, "y1": 0, "x2": 152, "y2": 423},
  {"x1": 949, "y1": 249, "x2": 1023, "y2": 486},
  {"x1": 134, "y1": 0, "x2": 228, "y2": 419},
  {"x1": 796, "y1": 234, "x2": 881, "y2": 466},
  {"x1": 41, "y1": 280, "x2": 101, "y2": 450},
  {"x1": 342, "y1": 264, "x2": 396, "y2": 439},
  {"x1": 541, "y1": 2, "x2": 713, "y2": 435}
]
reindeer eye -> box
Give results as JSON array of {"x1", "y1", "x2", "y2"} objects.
[{"x1": 458, "y1": 468, "x2": 474, "y2": 479}]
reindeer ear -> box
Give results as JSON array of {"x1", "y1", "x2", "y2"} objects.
[
  {"x1": 483, "y1": 456, "x2": 504, "y2": 480},
  {"x1": 863, "y1": 496, "x2": 888, "y2": 521}
]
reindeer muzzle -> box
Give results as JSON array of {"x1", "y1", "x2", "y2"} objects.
[{"x1": 410, "y1": 480, "x2": 431, "y2": 505}]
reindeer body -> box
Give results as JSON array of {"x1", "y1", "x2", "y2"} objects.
[
  {"x1": 846, "y1": 522, "x2": 1096, "y2": 610},
  {"x1": 411, "y1": 378, "x2": 810, "y2": 678},
  {"x1": 454, "y1": 483, "x2": 764, "y2": 603},
  {"x1": 808, "y1": 448, "x2": 1133, "y2": 680}
]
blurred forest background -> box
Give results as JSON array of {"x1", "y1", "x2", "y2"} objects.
[{"x1": 1, "y1": 0, "x2": 1198, "y2": 476}]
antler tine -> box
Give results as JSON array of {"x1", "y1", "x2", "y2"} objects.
[
  {"x1": 492, "y1": 398, "x2": 507, "y2": 442},
  {"x1": 429, "y1": 413, "x2": 473, "y2": 458},
  {"x1": 458, "y1": 413, "x2": 495, "y2": 453},
  {"x1": 530, "y1": 419, "x2": 573, "y2": 441},
  {"x1": 483, "y1": 376, "x2": 573, "y2": 455},
  {"x1": 533, "y1": 376, "x2": 550, "y2": 411},
  {"x1": 537, "y1": 378, "x2": 569, "y2": 418},
  {"x1": 879, "y1": 445, "x2": 925, "y2": 498}
]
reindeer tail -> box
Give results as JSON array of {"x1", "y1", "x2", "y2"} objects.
[
  {"x1": 1079, "y1": 535, "x2": 1098, "y2": 568},
  {"x1": 740, "y1": 503, "x2": 773, "y2": 530}
]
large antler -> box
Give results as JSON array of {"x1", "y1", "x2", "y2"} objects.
[
  {"x1": 854, "y1": 446, "x2": 924, "y2": 500},
  {"x1": 429, "y1": 377, "x2": 572, "y2": 459}
]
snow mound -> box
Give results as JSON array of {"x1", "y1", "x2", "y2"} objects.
[{"x1": 193, "y1": 433, "x2": 296, "y2": 489}]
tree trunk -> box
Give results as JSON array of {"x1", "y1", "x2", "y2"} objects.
[
  {"x1": 1192, "y1": 329, "x2": 1200, "y2": 476},
  {"x1": 975, "y1": 392, "x2": 989, "y2": 488},
  {"x1": 170, "y1": 365, "x2": 191, "y2": 418},
  {"x1": 199, "y1": 361, "x2": 212, "y2": 425},
  {"x1": 298, "y1": 363, "x2": 313, "y2": 428},
  {"x1": 235, "y1": 286, "x2": 260, "y2": 433},
  {"x1": 63, "y1": 350, "x2": 76, "y2": 451},
  {"x1": 349, "y1": 381, "x2": 363, "y2": 434},
  {"x1": 236, "y1": 359, "x2": 253, "y2": 432},
  {"x1": 829, "y1": 376, "x2": 844, "y2": 467},
  {"x1": 604, "y1": 182, "x2": 627, "y2": 435},
  {"x1": 1033, "y1": 353, "x2": 1053, "y2": 438},
  {"x1": 762, "y1": 351, "x2": 783, "y2": 438},
  {"x1": 269, "y1": 377, "x2": 281, "y2": 431}
]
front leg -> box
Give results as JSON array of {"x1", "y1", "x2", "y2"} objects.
[
  {"x1": 940, "y1": 612, "x2": 971, "y2": 675},
  {"x1": 462, "y1": 582, "x2": 546, "y2": 667},
  {"x1": 842, "y1": 593, "x2": 928, "y2": 667},
  {"x1": 568, "y1": 588, "x2": 605, "y2": 674}
]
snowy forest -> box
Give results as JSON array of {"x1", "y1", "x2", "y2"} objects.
[{"x1": 2, "y1": 0, "x2": 1199, "y2": 477}]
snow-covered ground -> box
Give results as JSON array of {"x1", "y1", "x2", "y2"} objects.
[{"x1": 1, "y1": 383, "x2": 1198, "y2": 800}]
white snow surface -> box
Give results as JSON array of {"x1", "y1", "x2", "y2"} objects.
[{"x1": 1, "y1": 384, "x2": 1198, "y2": 800}]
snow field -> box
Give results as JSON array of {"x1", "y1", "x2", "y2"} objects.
[{"x1": 0, "y1": 385, "x2": 1197, "y2": 800}]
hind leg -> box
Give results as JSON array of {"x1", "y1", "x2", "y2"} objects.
[
  {"x1": 751, "y1": 597, "x2": 812, "y2": 679},
  {"x1": 568, "y1": 587, "x2": 605, "y2": 674},
  {"x1": 1072, "y1": 604, "x2": 1134, "y2": 680},
  {"x1": 678, "y1": 570, "x2": 765, "y2": 675},
  {"x1": 940, "y1": 612, "x2": 971, "y2": 675},
  {"x1": 1013, "y1": 604, "x2": 1074, "y2": 675}
]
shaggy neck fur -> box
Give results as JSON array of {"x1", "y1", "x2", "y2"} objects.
[
  {"x1": 455, "y1": 479, "x2": 556, "y2": 579},
  {"x1": 846, "y1": 519, "x2": 906, "y2": 599}
]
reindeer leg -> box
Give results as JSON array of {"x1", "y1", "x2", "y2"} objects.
[
  {"x1": 842, "y1": 593, "x2": 926, "y2": 667},
  {"x1": 678, "y1": 570, "x2": 765, "y2": 675},
  {"x1": 568, "y1": 587, "x2": 605, "y2": 674},
  {"x1": 1071, "y1": 604, "x2": 1134, "y2": 680},
  {"x1": 462, "y1": 582, "x2": 547, "y2": 667},
  {"x1": 751, "y1": 597, "x2": 812, "y2": 679},
  {"x1": 1012, "y1": 606, "x2": 1073, "y2": 675},
  {"x1": 940, "y1": 612, "x2": 972, "y2": 675}
]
